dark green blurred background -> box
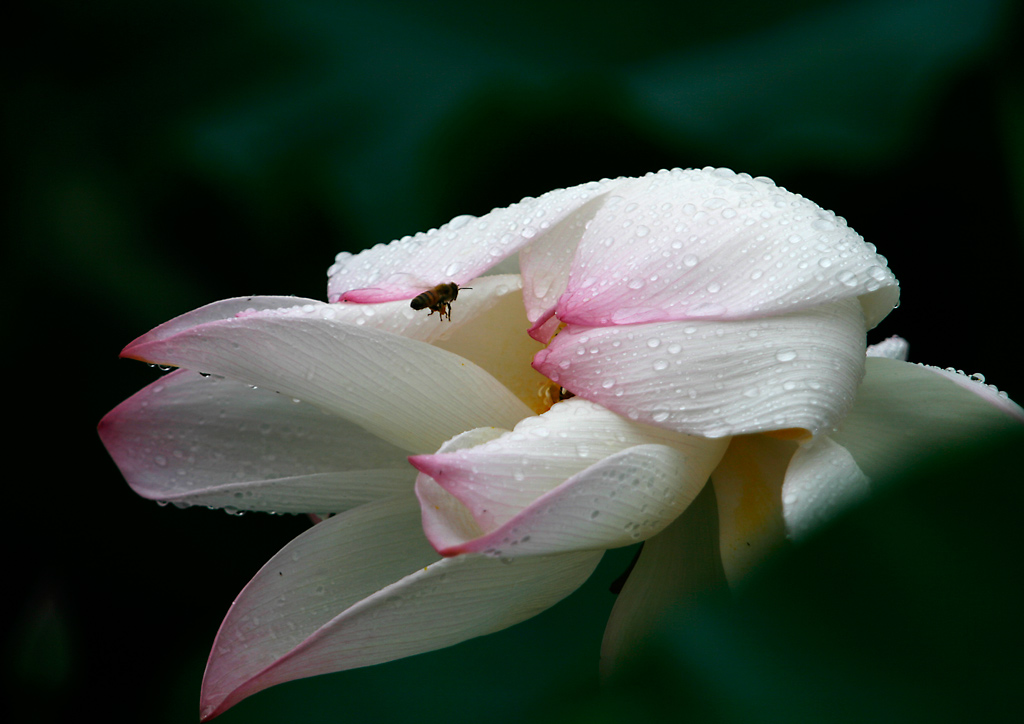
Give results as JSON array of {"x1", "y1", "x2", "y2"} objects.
[{"x1": 6, "y1": 0, "x2": 1023, "y2": 721}]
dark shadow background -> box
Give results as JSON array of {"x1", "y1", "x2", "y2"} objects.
[{"x1": 6, "y1": 0, "x2": 1023, "y2": 722}]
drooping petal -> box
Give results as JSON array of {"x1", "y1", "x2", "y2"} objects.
[
  {"x1": 711, "y1": 434, "x2": 797, "y2": 586},
  {"x1": 535, "y1": 298, "x2": 867, "y2": 438},
  {"x1": 230, "y1": 276, "x2": 557, "y2": 414},
  {"x1": 98, "y1": 369, "x2": 413, "y2": 513},
  {"x1": 780, "y1": 436, "x2": 871, "y2": 540},
  {"x1": 410, "y1": 398, "x2": 728, "y2": 535},
  {"x1": 327, "y1": 179, "x2": 619, "y2": 303},
  {"x1": 554, "y1": 168, "x2": 898, "y2": 329},
  {"x1": 200, "y1": 495, "x2": 602, "y2": 720},
  {"x1": 122, "y1": 315, "x2": 532, "y2": 453},
  {"x1": 831, "y1": 357, "x2": 1024, "y2": 481},
  {"x1": 600, "y1": 482, "x2": 727, "y2": 677},
  {"x1": 433, "y1": 444, "x2": 714, "y2": 558}
]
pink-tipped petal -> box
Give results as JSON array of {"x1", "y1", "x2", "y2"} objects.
[
  {"x1": 200, "y1": 495, "x2": 601, "y2": 720},
  {"x1": 441, "y1": 443, "x2": 718, "y2": 557},
  {"x1": 410, "y1": 398, "x2": 726, "y2": 538},
  {"x1": 122, "y1": 315, "x2": 532, "y2": 453},
  {"x1": 414, "y1": 426, "x2": 510, "y2": 553},
  {"x1": 832, "y1": 357, "x2": 1024, "y2": 480},
  {"x1": 535, "y1": 298, "x2": 867, "y2": 438},
  {"x1": 326, "y1": 180, "x2": 618, "y2": 303},
  {"x1": 123, "y1": 296, "x2": 322, "y2": 351},
  {"x1": 554, "y1": 168, "x2": 898, "y2": 329},
  {"x1": 781, "y1": 436, "x2": 871, "y2": 540},
  {"x1": 519, "y1": 192, "x2": 615, "y2": 334},
  {"x1": 234, "y1": 280, "x2": 528, "y2": 346},
  {"x1": 98, "y1": 369, "x2": 413, "y2": 513},
  {"x1": 200, "y1": 496, "x2": 436, "y2": 719},
  {"x1": 219, "y1": 276, "x2": 554, "y2": 415},
  {"x1": 526, "y1": 307, "x2": 562, "y2": 344}
]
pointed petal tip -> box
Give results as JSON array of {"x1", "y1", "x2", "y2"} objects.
[
  {"x1": 118, "y1": 337, "x2": 146, "y2": 361},
  {"x1": 406, "y1": 454, "x2": 436, "y2": 476},
  {"x1": 199, "y1": 692, "x2": 228, "y2": 722}
]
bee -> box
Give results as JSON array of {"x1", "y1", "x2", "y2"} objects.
[{"x1": 410, "y1": 282, "x2": 471, "y2": 321}]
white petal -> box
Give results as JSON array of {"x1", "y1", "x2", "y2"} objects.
[
  {"x1": 832, "y1": 357, "x2": 1024, "y2": 480},
  {"x1": 122, "y1": 315, "x2": 532, "y2": 453},
  {"x1": 250, "y1": 275, "x2": 519, "y2": 343},
  {"x1": 600, "y1": 482, "x2": 726, "y2": 677},
  {"x1": 555, "y1": 168, "x2": 898, "y2": 329},
  {"x1": 711, "y1": 434, "x2": 797, "y2": 586},
  {"x1": 235, "y1": 276, "x2": 557, "y2": 414},
  {"x1": 98, "y1": 370, "x2": 413, "y2": 513},
  {"x1": 416, "y1": 427, "x2": 509, "y2": 552},
  {"x1": 535, "y1": 298, "x2": 867, "y2": 437},
  {"x1": 866, "y1": 335, "x2": 909, "y2": 360},
  {"x1": 410, "y1": 398, "x2": 727, "y2": 533},
  {"x1": 124, "y1": 295, "x2": 322, "y2": 348},
  {"x1": 327, "y1": 179, "x2": 620, "y2": 303},
  {"x1": 781, "y1": 436, "x2": 871, "y2": 540},
  {"x1": 200, "y1": 495, "x2": 602, "y2": 719},
  {"x1": 519, "y1": 192, "x2": 615, "y2": 341},
  {"x1": 437, "y1": 444, "x2": 717, "y2": 557}
]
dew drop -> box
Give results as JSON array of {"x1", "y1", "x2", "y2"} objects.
[{"x1": 835, "y1": 270, "x2": 858, "y2": 287}]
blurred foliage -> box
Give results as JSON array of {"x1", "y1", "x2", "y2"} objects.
[
  {"x1": 537, "y1": 426, "x2": 1024, "y2": 724},
  {"x1": 5, "y1": 0, "x2": 1023, "y2": 722}
]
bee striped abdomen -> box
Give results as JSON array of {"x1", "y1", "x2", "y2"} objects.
[{"x1": 410, "y1": 282, "x2": 467, "y2": 321}]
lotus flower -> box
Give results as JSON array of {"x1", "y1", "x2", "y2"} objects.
[{"x1": 98, "y1": 168, "x2": 1023, "y2": 720}]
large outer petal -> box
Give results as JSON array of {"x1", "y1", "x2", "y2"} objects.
[
  {"x1": 534, "y1": 298, "x2": 867, "y2": 438},
  {"x1": 831, "y1": 357, "x2": 1024, "y2": 480},
  {"x1": 327, "y1": 179, "x2": 619, "y2": 303},
  {"x1": 200, "y1": 495, "x2": 602, "y2": 720},
  {"x1": 125, "y1": 296, "x2": 323, "y2": 348},
  {"x1": 554, "y1": 167, "x2": 898, "y2": 329},
  {"x1": 122, "y1": 314, "x2": 532, "y2": 453},
  {"x1": 98, "y1": 369, "x2": 413, "y2": 514}
]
